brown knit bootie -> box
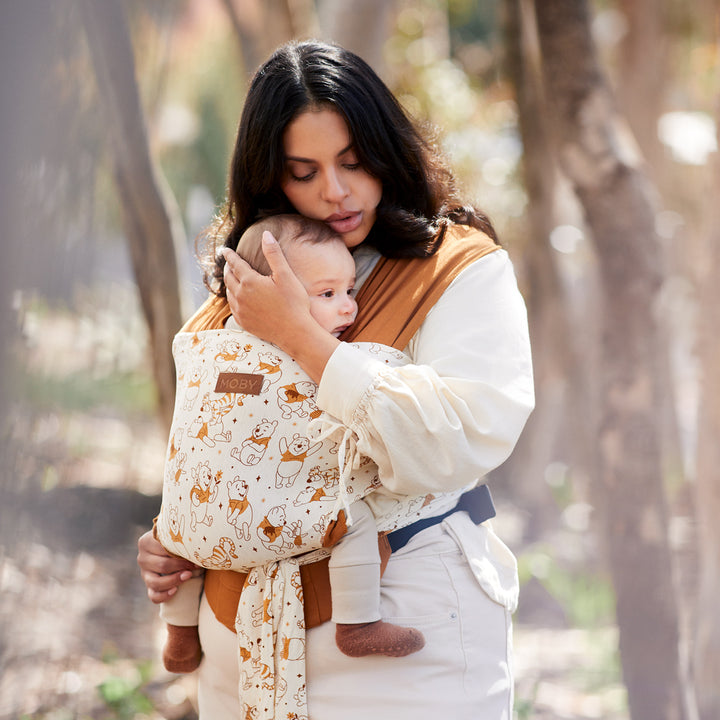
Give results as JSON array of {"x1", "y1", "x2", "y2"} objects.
[
  {"x1": 335, "y1": 620, "x2": 425, "y2": 658},
  {"x1": 163, "y1": 624, "x2": 203, "y2": 673}
]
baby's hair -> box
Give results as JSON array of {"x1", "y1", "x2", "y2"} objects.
[{"x1": 235, "y1": 214, "x2": 343, "y2": 276}]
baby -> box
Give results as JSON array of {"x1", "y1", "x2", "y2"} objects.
[{"x1": 160, "y1": 214, "x2": 424, "y2": 673}]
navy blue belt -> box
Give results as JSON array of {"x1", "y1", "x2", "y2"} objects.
[{"x1": 386, "y1": 484, "x2": 496, "y2": 553}]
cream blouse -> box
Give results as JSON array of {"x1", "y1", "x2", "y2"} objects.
[{"x1": 318, "y1": 246, "x2": 535, "y2": 499}]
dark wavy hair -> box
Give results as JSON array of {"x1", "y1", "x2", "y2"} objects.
[{"x1": 202, "y1": 40, "x2": 498, "y2": 294}]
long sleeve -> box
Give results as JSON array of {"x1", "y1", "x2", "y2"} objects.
[{"x1": 316, "y1": 248, "x2": 534, "y2": 497}]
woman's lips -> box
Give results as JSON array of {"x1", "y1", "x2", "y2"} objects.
[{"x1": 326, "y1": 211, "x2": 362, "y2": 234}]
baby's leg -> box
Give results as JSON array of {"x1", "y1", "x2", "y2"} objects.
[
  {"x1": 330, "y1": 500, "x2": 424, "y2": 657},
  {"x1": 160, "y1": 571, "x2": 204, "y2": 673}
]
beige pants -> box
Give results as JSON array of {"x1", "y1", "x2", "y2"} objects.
[{"x1": 196, "y1": 516, "x2": 516, "y2": 720}]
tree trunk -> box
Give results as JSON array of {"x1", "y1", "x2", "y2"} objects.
[
  {"x1": 0, "y1": 3, "x2": 42, "y2": 468},
  {"x1": 222, "y1": 0, "x2": 316, "y2": 75},
  {"x1": 220, "y1": 0, "x2": 266, "y2": 76},
  {"x1": 80, "y1": 0, "x2": 183, "y2": 430},
  {"x1": 616, "y1": 0, "x2": 668, "y2": 171},
  {"x1": 616, "y1": 0, "x2": 685, "y2": 485},
  {"x1": 316, "y1": 0, "x2": 396, "y2": 78},
  {"x1": 692, "y1": 102, "x2": 720, "y2": 720},
  {"x1": 501, "y1": 0, "x2": 592, "y2": 538},
  {"x1": 533, "y1": 2, "x2": 696, "y2": 719}
]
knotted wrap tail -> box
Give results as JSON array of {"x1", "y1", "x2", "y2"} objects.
[{"x1": 235, "y1": 558, "x2": 309, "y2": 719}]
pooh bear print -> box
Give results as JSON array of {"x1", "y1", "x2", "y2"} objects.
[
  {"x1": 226, "y1": 477, "x2": 253, "y2": 541},
  {"x1": 167, "y1": 428, "x2": 182, "y2": 463},
  {"x1": 293, "y1": 465, "x2": 339, "y2": 505},
  {"x1": 166, "y1": 429, "x2": 187, "y2": 484},
  {"x1": 277, "y1": 381, "x2": 321, "y2": 419},
  {"x1": 214, "y1": 338, "x2": 252, "y2": 367},
  {"x1": 253, "y1": 350, "x2": 284, "y2": 390},
  {"x1": 257, "y1": 505, "x2": 306, "y2": 554},
  {"x1": 231, "y1": 418, "x2": 278, "y2": 466},
  {"x1": 189, "y1": 461, "x2": 220, "y2": 531},
  {"x1": 183, "y1": 367, "x2": 207, "y2": 411},
  {"x1": 171, "y1": 451, "x2": 187, "y2": 485},
  {"x1": 275, "y1": 433, "x2": 322, "y2": 488},
  {"x1": 160, "y1": 330, "x2": 404, "y2": 576},
  {"x1": 166, "y1": 504, "x2": 185, "y2": 545}
]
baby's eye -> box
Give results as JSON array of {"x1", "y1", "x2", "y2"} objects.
[{"x1": 321, "y1": 290, "x2": 334, "y2": 298}]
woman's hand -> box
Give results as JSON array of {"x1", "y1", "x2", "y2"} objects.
[
  {"x1": 137, "y1": 530, "x2": 196, "y2": 604},
  {"x1": 222, "y1": 232, "x2": 339, "y2": 383},
  {"x1": 222, "y1": 232, "x2": 311, "y2": 345}
]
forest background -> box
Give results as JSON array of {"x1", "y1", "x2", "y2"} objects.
[{"x1": 0, "y1": 1, "x2": 718, "y2": 719}]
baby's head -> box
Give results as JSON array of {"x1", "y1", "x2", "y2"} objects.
[{"x1": 236, "y1": 214, "x2": 358, "y2": 337}]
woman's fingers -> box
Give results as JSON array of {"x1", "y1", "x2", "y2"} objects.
[
  {"x1": 222, "y1": 246, "x2": 263, "y2": 318},
  {"x1": 222, "y1": 247, "x2": 246, "y2": 307},
  {"x1": 260, "y1": 231, "x2": 309, "y2": 304},
  {"x1": 221, "y1": 237, "x2": 310, "y2": 342},
  {"x1": 221, "y1": 246, "x2": 253, "y2": 282},
  {"x1": 260, "y1": 230, "x2": 291, "y2": 279}
]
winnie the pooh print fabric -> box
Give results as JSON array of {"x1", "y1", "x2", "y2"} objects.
[{"x1": 156, "y1": 329, "x2": 410, "y2": 571}]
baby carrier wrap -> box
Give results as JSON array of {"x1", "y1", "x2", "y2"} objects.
[
  {"x1": 156, "y1": 329, "x2": 417, "y2": 720},
  {"x1": 156, "y1": 330, "x2": 410, "y2": 569}
]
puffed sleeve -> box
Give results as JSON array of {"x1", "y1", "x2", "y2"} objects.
[{"x1": 316, "y1": 248, "x2": 534, "y2": 497}]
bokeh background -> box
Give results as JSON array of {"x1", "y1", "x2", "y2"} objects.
[{"x1": 1, "y1": 1, "x2": 718, "y2": 718}]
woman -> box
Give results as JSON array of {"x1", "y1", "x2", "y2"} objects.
[{"x1": 138, "y1": 40, "x2": 534, "y2": 719}]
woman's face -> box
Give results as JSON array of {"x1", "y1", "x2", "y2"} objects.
[{"x1": 280, "y1": 108, "x2": 382, "y2": 249}]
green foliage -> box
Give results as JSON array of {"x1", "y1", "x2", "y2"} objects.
[
  {"x1": 13, "y1": 296, "x2": 157, "y2": 417},
  {"x1": 447, "y1": 0, "x2": 500, "y2": 46},
  {"x1": 97, "y1": 658, "x2": 155, "y2": 719},
  {"x1": 149, "y1": 10, "x2": 244, "y2": 221},
  {"x1": 18, "y1": 369, "x2": 157, "y2": 416},
  {"x1": 514, "y1": 682, "x2": 538, "y2": 720},
  {"x1": 518, "y1": 547, "x2": 615, "y2": 628}
]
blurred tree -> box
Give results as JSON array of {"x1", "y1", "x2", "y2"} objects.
[
  {"x1": 613, "y1": 1, "x2": 686, "y2": 489},
  {"x1": 615, "y1": 0, "x2": 669, "y2": 171},
  {"x1": 502, "y1": 0, "x2": 588, "y2": 538},
  {"x1": 80, "y1": 0, "x2": 185, "y2": 429},
  {"x1": 221, "y1": 0, "x2": 266, "y2": 74},
  {"x1": 693, "y1": 98, "x2": 720, "y2": 720},
  {"x1": 0, "y1": 6, "x2": 28, "y2": 435},
  {"x1": 316, "y1": 0, "x2": 397, "y2": 77},
  {"x1": 610, "y1": 6, "x2": 719, "y2": 715},
  {"x1": 529, "y1": 1, "x2": 697, "y2": 719},
  {"x1": 0, "y1": 3, "x2": 46, "y2": 497},
  {"x1": 221, "y1": 0, "x2": 318, "y2": 74}
]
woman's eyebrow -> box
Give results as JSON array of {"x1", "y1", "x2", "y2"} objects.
[{"x1": 285, "y1": 143, "x2": 354, "y2": 163}]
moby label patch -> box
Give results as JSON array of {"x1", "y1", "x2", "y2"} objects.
[{"x1": 215, "y1": 372, "x2": 264, "y2": 395}]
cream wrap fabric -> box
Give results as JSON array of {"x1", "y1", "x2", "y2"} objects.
[
  {"x1": 156, "y1": 329, "x2": 386, "y2": 568},
  {"x1": 156, "y1": 329, "x2": 469, "y2": 565},
  {"x1": 157, "y1": 328, "x2": 472, "y2": 717},
  {"x1": 235, "y1": 558, "x2": 307, "y2": 720}
]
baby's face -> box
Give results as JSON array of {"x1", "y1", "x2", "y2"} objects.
[{"x1": 285, "y1": 238, "x2": 358, "y2": 337}]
